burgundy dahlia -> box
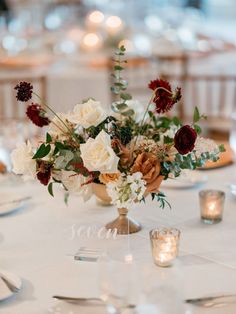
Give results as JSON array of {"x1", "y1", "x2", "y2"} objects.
[
  {"x1": 174, "y1": 125, "x2": 197, "y2": 155},
  {"x1": 37, "y1": 161, "x2": 51, "y2": 186},
  {"x1": 15, "y1": 81, "x2": 33, "y2": 102},
  {"x1": 148, "y1": 79, "x2": 182, "y2": 114},
  {"x1": 26, "y1": 103, "x2": 50, "y2": 127}
]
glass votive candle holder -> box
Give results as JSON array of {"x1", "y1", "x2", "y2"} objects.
[
  {"x1": 199, "y1": 190, "x2": 225, "y2": 224},
  {"x1": 149, "y1": 228, "x2": 181, "y2": 267}
]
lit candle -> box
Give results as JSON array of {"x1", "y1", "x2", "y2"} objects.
[
  {"x1": 199, "y1": 190, "x2": 225, "y2": 224},
  {"x1": 105, "y1": 15, "x2": 123, "y2": 34},
  {"x1": 81, "y1": 32, "x2": 102, "y2": 51},
  {"x1": 125, "y1": 254, "x2": 133, "y2": 264},
  {"x1": 86, "y1": 10, "x2": 104, "y2": 29},
  {"x1": 149, "y1": 228, "x2": 180, "y2": 267}
]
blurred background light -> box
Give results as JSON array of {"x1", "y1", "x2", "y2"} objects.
[
  {"x1": 81, "y1": 32, "x2": 103, "y2": 51},
  {"x1": 88, "y1": 10, "x2": 105, "y2": 24},
  {"x1": 45, "y1": 13, "x2": 62, "y2": 30},
  {"x1": 105, "y1": 16, "x2": 123, "y2": 33}
]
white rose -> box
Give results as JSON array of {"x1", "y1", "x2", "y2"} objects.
[
  {"x1": 48, "y1": 113, "x2": 71, "y2": 140},
  {"x1": 61, "y1": 170, "x2": 92, "y2": 202},
  {"x1": 80, "y1": 130, "x2": 119, "y2": 173},
  {"x1": 68, "y1": 99, "x2": 107, "y2": 128},
  {"x1": 11, "y1": 141, "x2": 36, "y2": 180}
]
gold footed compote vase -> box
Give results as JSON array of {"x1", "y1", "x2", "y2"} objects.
[
  {"x1": 92, "y1": 183, "x2": 112, "y2": 206},
  {"x1": 92, "y1": 183, "x2": 141, "y2": 234},
  {"x1": 105, "y1": 207, "x2": 141, "y2": 234}
]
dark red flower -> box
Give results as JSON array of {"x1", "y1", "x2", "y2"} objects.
[
  {"x1": 15, "y1": 81, "x2": 33, "y2": 102},
  {"x1": 37, "y1": 161, "x2": 51, "y2": 186},
  {"x1": 26, "y1": 103, "x2": 50, "y2": 127},
  {"x1": 148, "y1": 79, "x2": 182, "y2": 114},
  {"x1": 174, "y1": 125, "x2": 197, "y2": 155}
]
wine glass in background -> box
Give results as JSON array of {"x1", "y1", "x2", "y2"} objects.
[
  {"x1": 229, "y1": 112, "x2": 236, "y2": 160},
  {"x1": 99, "y1": 254, "x2": 139, "y2": 314},
  {"x1": 137, "y1": 261, "x2": 185, "y2": 314}
]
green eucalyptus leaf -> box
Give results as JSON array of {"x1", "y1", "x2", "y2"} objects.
[
  {"x1": 116, "y1": 103, "x2": 128, "y2": 111},
  {"x1": 193, "y1": 107, "x2": 200, "y2": 123},
  {"x1": 46, "y1": 133, "x2": 52, "y2": 143},
  {"x1": 33, "y1": 144, "x2": 51, "y2": 159},
  {"x1": 48, "y1": 182, "x2": 54, "y2": 197},
  {"x1": 111, "y1": 103, "x2": 120, "y2": 113},
  {"x1": 121, "y1": 109, "x2": 135, "y2": 116},
  {"x1": 120, "y1": 45, "x2": 126, "y2": 52},
  {"x1": 194, "y1": 124, "x2": 202, "y2": 135},
  {"x1": 55, "y1": 142, "x2": 66, "y2": 150},
  {"x1": 120, "y1": 93, "x2": 132, "y2": 100},
  {"x1": 173, "y1": 116, "x2": 181, "y2": 126},
  {"x1": 218, "y1": 144, "x2": 225, "y2": 152},
  {"x1": 164, "y1": 136, "x2": 174, "y2": 144},
  {"x1": 64, "y1": 192, "x2": 69, "y2": 205},
  {"x1": 114, "y1": 65, "x2": 124, "y2": 71}
]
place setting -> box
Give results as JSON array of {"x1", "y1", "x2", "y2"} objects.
[
  {"x1": 1, "y1": 1, "x2": 236, "y2": 313},
  {"x1": 0, "y1": 192, "x2": 31, "y2": 217}
]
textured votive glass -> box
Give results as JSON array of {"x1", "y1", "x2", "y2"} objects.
[
  {"x1": 149, "y1": 228, "x2": 180, "y2": 267},
  {"x1": 199, "y1": 190, "x2": 225, "y2": 224}
]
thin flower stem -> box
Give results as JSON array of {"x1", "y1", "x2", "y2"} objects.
[
  {"x1": 50, "y1": 120, "x2": 68, "y2": 136},
  {"x1": 132, "y1": 86, "x2": 172, "y2": 152},
  {"x1": 33, "y1": 92, "x2": 78, "y2": 143},
  {"x1": 139, "y1": 86, "x2": 172, "y2": 130}
]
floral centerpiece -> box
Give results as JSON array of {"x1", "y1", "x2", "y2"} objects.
[{"x1": 11, "y1": 46, "x2": 224, "y2": 234}]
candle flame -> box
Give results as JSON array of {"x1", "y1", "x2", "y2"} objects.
[
  {"x1": 88, "y1": 11, "x2": 104, "y2": 24},
  {"x1": 83, "y1": 33, "x2": 100, "y2": 47},
  {"x1": 125, "y1": 254, "x2": 133, "y2": 264},
  {"x1": 209, "y1": 202, "x2": 216, "y2": 211},
  {"x1": 106, "y1": 16, "x2": 122, "y2": 29}
]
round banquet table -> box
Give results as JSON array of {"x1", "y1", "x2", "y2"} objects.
[{"x1": 0, "y1": 164, "x2": 236, "y2": 314}]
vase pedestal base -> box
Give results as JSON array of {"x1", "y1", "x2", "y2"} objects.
[{"x1": 105, "y1": 207, "x2": 141, "y2": 235}]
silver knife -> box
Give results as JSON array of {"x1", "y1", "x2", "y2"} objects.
[
  {"x1": 53, "y1": 295, "x2": 101, "y2": 302},
  {"x1": 0, "y1": 196, "x2": 31, "y2": 207},
  {"x1": 53, "y1": 295, "x2": 135, "y2": 308},
  {"x1": 185, "y1": 294, "x2": 236, "y2": 307}
]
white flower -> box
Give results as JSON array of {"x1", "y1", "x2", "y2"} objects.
[
  {"x1": 194, "y1": 137, "x2": 219, "y2": 158},
  {"x1": 11, "y1": 141, "x2": 36, "y2": 180},
  {"x1": 80, "y1": 130, "x2": 119, "y2": 173},
  {"x1": 106, "y1": 172, "x2": 146, "y2": 209},
  {"x1": 61, "y1": 170, "x2": 92, "y2": 202},
  {"x1": 68, "y1": 99, "x2": 107, "y2": 128},
  {"x1": 48, "y1": 113, "x2": 71, "y2": 139},
  {"x1": 159, "y1": 123, "x2": 179, "y2": 145}
]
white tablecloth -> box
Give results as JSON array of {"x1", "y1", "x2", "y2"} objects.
[{"x1": 0, "y1": 164, "x2": 236, "y2": 314}]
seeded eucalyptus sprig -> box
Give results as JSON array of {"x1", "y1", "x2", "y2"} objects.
[{"x1": 111, "y1": 45, "x2": 134, "y2": 117}]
